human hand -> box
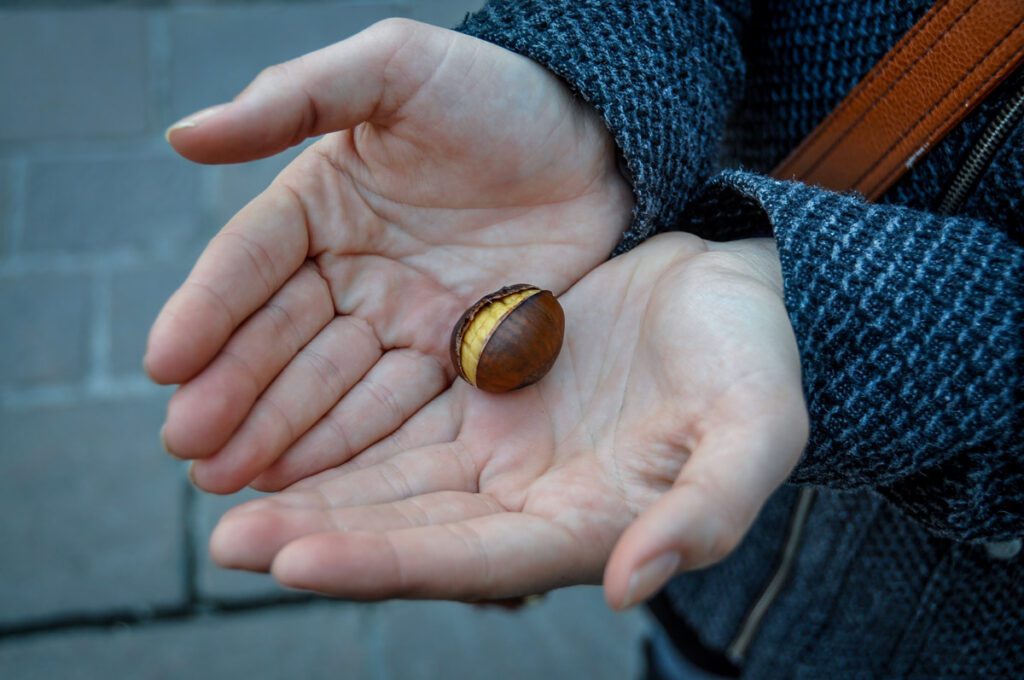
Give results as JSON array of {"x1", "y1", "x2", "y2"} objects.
[
  {"x1": 208, "y1": 233, "x2": 809, "y2": 608},
  {"x1": 145, "y1": 20, "x2": 632, "y2": 493}
]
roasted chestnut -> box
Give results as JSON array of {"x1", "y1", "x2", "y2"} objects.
[{"x1": 449, "y1": 284, "x2": 565, "y2": 393}]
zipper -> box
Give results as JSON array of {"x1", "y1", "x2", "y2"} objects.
[
  {"x1": 936, "y1": 70, "x2": 1024, "y2": 216},
  {"x1": 723, "y1": 70, "x2": 1024, "y2": 665},
  {"x1": 725, "y1": 487, "x2": 816, "y2": 664}
]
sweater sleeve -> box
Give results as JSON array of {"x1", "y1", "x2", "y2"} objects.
[
  {"x1": 682, "y1": 169, "x2": 1024, "y2": 543},
  {"x1": 456, "y1": 0, "x2": 748, "y2": 254}
]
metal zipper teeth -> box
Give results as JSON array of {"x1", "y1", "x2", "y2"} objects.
[
  {"x1": 725, "y1": 487, "x2": 816, "y2": 664},
  {"x1": 936, "y1": 74, "x2": 1024, "y2": 216},
  {"x1": 723, "y1": 71, "x2": 1024, "y2": 667}
]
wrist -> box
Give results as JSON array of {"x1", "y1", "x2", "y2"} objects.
[{"x1": 694, "y1": 237, "x2": 785, "y2": 298}]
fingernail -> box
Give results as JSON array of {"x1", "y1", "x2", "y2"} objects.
[
  {"x1": 622, "y1": 552, "x2": 680, "y2": 609},
  {"x1": 159, "y1": 424, "x2": 170, "y2": 453},
  {"x1": 165, "y1": 104, "x2": 227, "y2": 140}
]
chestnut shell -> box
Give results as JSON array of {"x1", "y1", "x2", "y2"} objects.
[{"x1": 449, "y1": 285, "x2": 565, "y2": 393}]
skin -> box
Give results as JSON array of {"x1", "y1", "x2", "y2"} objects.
[{"x1": 148, "y1": 20, "x2": 809, "y2": 609}]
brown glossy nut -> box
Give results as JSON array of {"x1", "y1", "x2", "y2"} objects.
[{"x1": 450, "y1": 284, "x2": 564, "y2": 393}]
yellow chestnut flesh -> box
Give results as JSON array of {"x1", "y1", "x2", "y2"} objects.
[{"x1": 450, "y1": 284, "x2": 565, "y2": 393}]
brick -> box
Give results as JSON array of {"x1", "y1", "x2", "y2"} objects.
[
  {"x1": 22, "y1": 156, "x2": 203, "y2": 254},
  {"x1": 0, "y1": 10, "x2": 147, "y2": 142},
  {"x1": 377, "y1": 586, "x2": 650, "y2": 679},
  {"x1": 195, "y1": 487, "x2": 288, "y2": 601},
  {"x1": 110, "y1": 259, "x2": 193, "y2": 377},
  {"x1": 0, "y1": 272, "x2": 90, "y2": 388},
  {"x1": 0, "y1": 397, "x2": 184, "y2": 624},
  {"x1": 0, "y1": 602, "x2": 372, "y2": 680},
  {"x1": 169, "y1": 2, "x2": 403, "y2": 124}
]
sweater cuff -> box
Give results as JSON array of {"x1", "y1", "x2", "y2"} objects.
[
  {"x1": 456, "y1": 0, "x2": 745, "y2": 254},
  {"x1": 682, "y1": 170, "x2": 1023, "y2": 538}
]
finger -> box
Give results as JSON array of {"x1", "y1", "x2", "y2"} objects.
[
  {"x1": 145, "y1": 186, "x2": 309, "y2": 384},
  {"x1": 306, "y1": 440, "x2": 480, "y2": 507},
  {"x1": 164, "y1": 18, "x2": 426, "y2": 164},
  {"x1": 189, "y1": 316, "x2": 383, "y2": 494},
  {"x1": 211, "y1": 490, "x2": 503, "y2": 571},
  {"x1": 604, "y1": 419, "x2": 807, "y2": 610},
  {"x1": 163, "y1": 264, "x2": 334, "y2": 459},
  {"x1": 205, "y1": 436, "x2": 475, "y2": 505},
  {"x1": 251, "y1": 348, "x2": 450, "y2": 491},
  {"x1": 275, "y1": 392, "x2": 461, "y2": 492},
  {"x1": 316, "y1": 388, "x2": 461, "y2": 474},
  {"x1": 271, "y1": 513, "x2": 593, "y2": 601}
]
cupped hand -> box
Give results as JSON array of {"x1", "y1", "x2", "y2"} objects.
[
  {"x1": 145, "y1": 19, "x2": 633, "y2": 493},
  {"x1": 208, "y1": 233, "x2": 809, "y2": 609}
]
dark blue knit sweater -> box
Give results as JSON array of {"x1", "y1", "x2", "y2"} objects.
[{"x1": 458, "y1": 1, "x2": 1024, "y2": 677}]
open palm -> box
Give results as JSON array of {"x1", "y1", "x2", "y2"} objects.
[
  {"x1": 208, "y1": 234, "x2": 808, "y2": 608},
  {"x1": 146, "y1": 20, "x2": 632, "y2": 493}
]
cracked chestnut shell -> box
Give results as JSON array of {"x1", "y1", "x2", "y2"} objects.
[{"x1": 450, "y1": 284, "x2": 565, "y2": 393}]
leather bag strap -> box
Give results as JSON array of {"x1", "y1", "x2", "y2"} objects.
[{"x1": 771, "y1": 0, "x2": 1024, "y2": 198}]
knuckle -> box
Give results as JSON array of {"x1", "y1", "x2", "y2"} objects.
[
  {"x1": 363, "y1": 379, "x2": 403, "y2": 422},
  {"x1": 302, "y1": 347, "x2": 344, "y2": 395},
  {"x1": 218, "y1": 349, "x2": 261, "y2": 398},
  {"x1": 255, "y1": 62, "x2": 291, "y2": 86},
  {"x1": 379, "y1": 460, "x2": 413, "y2": 499},
  {"x1": 370, "y1": 17, "x2": 419, "y2": 42},
  {"x1": 448, "y1": 522, "x2": 492, "y2": 595}
]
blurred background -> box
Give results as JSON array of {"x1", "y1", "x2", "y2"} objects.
[{"x1": 0, "y1": 0, "x2": 649, "y2": 677}]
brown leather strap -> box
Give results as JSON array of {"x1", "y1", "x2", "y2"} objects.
[{"x1": 771, "y1": 0, "x2": 1024, "y2": 199}]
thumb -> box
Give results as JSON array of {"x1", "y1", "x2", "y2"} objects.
[
  {"x1": 603, "y1": 417, "x2": 806, "y2": 610},
  {"x1": 164, "y1": 18, "x2": 428, "y2": 164}
]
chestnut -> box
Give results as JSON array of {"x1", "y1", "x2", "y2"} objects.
[{"x1": 449, "y1": 284, "x2": 565, "y2": 393}]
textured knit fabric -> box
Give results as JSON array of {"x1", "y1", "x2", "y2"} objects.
[
  {"x1": 457, "y1": 1, "x2": 1024, "y2": 677},
  {"x1": 458, "y1": 0, "x2": 746, "y2": 254},
  {"x1": 684, "y1": 172, "x2": 1023, "y2": 542}
]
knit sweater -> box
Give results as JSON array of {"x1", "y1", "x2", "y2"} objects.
[{"x1": 457, "y1": 1, "x2": 1024, "y2": 677}]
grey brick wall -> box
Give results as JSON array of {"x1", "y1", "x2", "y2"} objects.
[
  {"x1": 168, "y1": 3, "x2": 404, "y2": 122},
  {"x1": 0, "y1": 11, "x2": 150, "y2": 142},
  {"x1": 0, "y1": 602, "x2": 372, "y2": 680},
  {"x1": 0, "y1": 397, "x2": 184, "y2": 624},
  {"x1": 0, "y1": 272, "x2": 90, "y2": 387},
  {"x1": 23, "y1": 155, "x2": 204, "y2": 254},
  {"x1": 0, "y1": 1, "x2": 650, "y2": 676}
]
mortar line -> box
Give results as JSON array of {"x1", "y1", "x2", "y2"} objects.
[
  {"x1": 0, "y1": 246, "x2": 202, "y2": 277},
  {"x1": 0, "y1": 136, "x2": 173, "y2": 161},
  {"x1": 0, "y1": 594, "x2": 324, "y2": 642},
  {"x1": 182, "y1": 478, "x2": 200, "y2": 606},
  {"x1": 0, "y1": 377, "x2": 170, "y2": 410},
  {"x1": 146, "y1": 7, "x2": 173, "y2": 133},
  {"x1": 87, "y1": 268, "x2": 113, "y2": 390},
  {"x1": 198, "y1": 164, "x2": 222, "y2": 239},
  {"x1": 362, "y1": 602, "x2": 390, "y2": 680}
]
